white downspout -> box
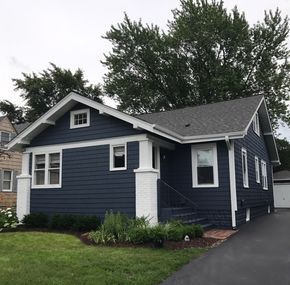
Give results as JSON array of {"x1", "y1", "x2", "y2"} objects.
[{"x1": 225, "y1": 136, "x2": 237, "y2": 229}]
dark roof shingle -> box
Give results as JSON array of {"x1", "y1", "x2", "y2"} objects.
[{"x1": 137, "y1": 96, "x2": 263, "y2": 137}]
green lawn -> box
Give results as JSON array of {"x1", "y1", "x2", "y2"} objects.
[{"x1": 0, "y1": 232, "x2": 206, "y2": 285}]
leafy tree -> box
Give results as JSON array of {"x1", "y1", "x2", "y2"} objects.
[
  {"x1": 103, "y1": 0, "x2": 290, "y2": 128},
  {"x1": 275, "y1": 138, "x2": 290, "y2": 172},
  {"x1": 13, "y1": 63, "x2": 102, "y2": 122},
  {"x1": 0, "y1": 100, "x2": 25, "y2": 124}
]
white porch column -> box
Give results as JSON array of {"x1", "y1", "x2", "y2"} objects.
[
  {"x1": 16, "y1": 152, "x2": 31, "y2": 221},
  {"x1": 134, "y1": 140, "x2": 159, "y2": 225}
]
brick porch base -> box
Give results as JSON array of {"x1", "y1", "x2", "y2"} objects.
[{"x1": 0, "y1": 192, "x2": 17, "y2": 209}]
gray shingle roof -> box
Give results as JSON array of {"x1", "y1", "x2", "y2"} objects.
[
  {"x1": 274, "y1": 170, "x2": 290, "y2": 181},
  {"x1": 14, "y1": 122, "x2": 31, "y2": 134},
  {"x1": 137, "y1": 96, "x2": 263, "y2": 137}
]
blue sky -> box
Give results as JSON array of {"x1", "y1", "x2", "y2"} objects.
[{"x1": 0, "y1": 0, "x2": 289, "y2": 138}]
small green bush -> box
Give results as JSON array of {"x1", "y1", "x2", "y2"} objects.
[
  {"x1": 89, "y1": 225, "x2": 116, "y2": 244},
  {"x1": 149, "y1": 225, "x2": 167, "y2": 248},
  {"x1": 193, "y1": 224, "x2": 204, "y2": 238},
  {"x1": 22, "y1": 213, "x2": 48, "y2": 228},
  {"x1": 49, "y1": 214, "x2": 76, "y2": 230},
  {"x1": 166, "y1": 226, "x2": 185, "y2": 241},
  {"x1": 127, "y1": 227, "x2": 151, "y2": 244},
  {"x1": 72, "y1": 216, "x2": 100, "y2": 232}
]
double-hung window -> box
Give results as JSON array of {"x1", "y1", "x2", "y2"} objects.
[
  {"x1": 33, "y1": 152, "x2": 62, "y2": 188},
  {"x1": 253, "y1": 113, "x2": 260, "y2": 136},
  {"x1": 0, "y1": 131, "x2": 11, "y2": 148},
  {"x1": 261, "y1": 160, "x2": 268, "y2": 190},
  {"x1": 110, "y1": 144, "x2": 126, "y2": 171},
  {"x1": 70, "y1": 109, "x2": 90, "y2": 129},
  {"x1": 2, "y1": 170, "x2": 12, "y2": 191},
  {"x1": 242, "y1": 148, "x2": 249, "y2": 188},
  {"x1": 192, "y1": 143, "x2": 219, "y2": 188},
  {"x1": 255, "y1": 156, "x2": 260, "y2": 183}
]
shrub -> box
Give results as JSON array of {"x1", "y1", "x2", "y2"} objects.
[
  {"x1": 103, "y1": 211, "x2": 129, "y2": 241},
  {"x1": 89, "y1": 226, "x2": 116, "y2": 244},
  {"x1": 166, "y1": 226, "x2": 185, "y2": 241},
  {"x1": 129, "y1": 216, "x2": 150, "y2": 229},
  {"x1": 0, "y1": 208, "x2": 18, "y2": 230},
  {"x1": 127, "y1": 227, "x2": 151, "y2": 244},
  {"x1": 72, "y1": 216, "x2": 101, "y2": 232},
  {"x1": 149, "y1": 225, "x2": 167, "y2": 248},
  {"x1": 49, "y1": 214, "x2": 76, "y2": 230},
  {"x1": 193, "y1": 224, "x2": 204, "y2": 238},
  {"x1": 22, "y1": 213, "x2": 48, "y2": 228}
]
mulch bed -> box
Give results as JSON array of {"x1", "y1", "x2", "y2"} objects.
[{"x1": 80, "y1": 233, "x2": 220, "y2": 250}]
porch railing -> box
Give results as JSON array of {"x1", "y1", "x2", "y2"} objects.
[{"x1": 157, "y1": 179, "x2": 198, "y2": 211}]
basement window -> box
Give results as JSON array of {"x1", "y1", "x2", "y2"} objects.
[
  {"x1": 191, "y1": 143, "x2": 219, "y2": 188},
  {"x1": 70, "y1": 109, "x2": 90, "y2": 129}
]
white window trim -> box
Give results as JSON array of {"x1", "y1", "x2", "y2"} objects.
[
  {"x1": 253, "y1": 113, "x2": 260, "y2": 136},
  {"x1": 255, "y1": 156, "x2": 260, "y2": 184},
  {"x1": 2, "y1": 170, "x2": 13, "y2": 192},
  {"x1": 261, "y1": 160, "x2": 268, "y2": 190},
  {"x1": 110, "y1": 143, "x2": 127, "y2": 171},
  {"x1": 242, "y1": 148, "x2": 249, "y2": 188},
  {"x1": 32, "y1": 150, "x2": 62, "y2": 189},
  {"x1": 70, "y1": 108, "x2": 90, "y2": 129},
  {"x1": 191, "y1": 143, "x2": 219, "y2": 188}
]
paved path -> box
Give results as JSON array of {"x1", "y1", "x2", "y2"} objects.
[{"x1": 162, "y1": 209, "x2": 290, "y2": 285}]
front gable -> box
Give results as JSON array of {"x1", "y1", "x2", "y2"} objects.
[{"x1": 30, "y1": 103, "x2": 143, "y2": 147}]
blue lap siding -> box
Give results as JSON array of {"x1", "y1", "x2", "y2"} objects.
[
  {"x1": 29, "y1": 103, "x2": 141, "y2": 218},
  {"x1": 234, "y1": 121, "x2": 273, "y2": 226},
  {"x1": 30, "y1": 103, "x2": 142, "y2": 147},
  {"x1": 160, "y1": 141, "x2": 232, "y2": 227},
  {"x1": 30, "y1": 142, "x2": 139, "y2": 218}
]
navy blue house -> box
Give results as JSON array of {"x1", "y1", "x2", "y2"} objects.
[{"x1": 8, "y1": 92, "x2": 279, "y2": 228}]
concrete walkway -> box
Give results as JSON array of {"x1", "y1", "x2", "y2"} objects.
[{"x1": 162, "y1": 209, "x2": 290, "y2": 285}]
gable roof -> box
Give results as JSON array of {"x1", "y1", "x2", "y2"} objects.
[
  {"x1": 273, "y1": 170, "x2": 290, "y2": 181},
  {"x1": 14, "y1": 122, "x2": 31, "y2": 134},
  {"x1": 6, "y1": 92, "x2": 279, "y2": 164},
  {"x1": 137, "y1": 96, "x2": 263, "y2": 137}
]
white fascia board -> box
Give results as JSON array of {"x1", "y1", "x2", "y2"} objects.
[{"x1": 25, "y1": 134, "x2": 148, "y2": 153}]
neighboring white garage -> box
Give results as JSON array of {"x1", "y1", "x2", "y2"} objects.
[{"x1": 273, "y1": 171, "x2": 290, "y2": 208}]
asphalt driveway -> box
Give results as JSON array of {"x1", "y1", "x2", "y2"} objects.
[{"x1": 162, "y1": 209, "x2": 290, "y2": 285}]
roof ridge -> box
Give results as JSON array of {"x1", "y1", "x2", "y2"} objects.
[{"x1": 137, "y1": 95, "x2": 264, "y2": 117}]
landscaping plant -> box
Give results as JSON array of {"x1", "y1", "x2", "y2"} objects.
[{"x1": 0, "y1": 208, "x2": 18, "y2": 230}]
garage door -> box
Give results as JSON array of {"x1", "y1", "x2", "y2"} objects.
[{"x1": 274, "y1": 184, "x2": 290, "y2": 208}]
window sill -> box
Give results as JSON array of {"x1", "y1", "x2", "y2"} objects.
[
  {"x1": 70, "y1": 124, "x2": 90, "y2": 129},
  {"x1": 243, "y1": 185, "x2": 249, "y2": 189},
  {"x1": 2, "y1": 189, "x2": 12, "y2": 192},
  {"x1": 31, "y1": 184, "x2": 61, "y2": 189},
  {"x1": 262, "y1": 188, "x2": 269, "y2": 191},
  {"x1": 192, "y1": 184, "x2": 219, "y2": 188},
  {"x1": 110, "y1": 167, "x2": 127, "y2": 171}
]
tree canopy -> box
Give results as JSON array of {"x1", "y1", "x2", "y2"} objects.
[
  {"x1": 275, "y1": 138, "x2": 290, "y2": 172},
  {"x1": 103, "y1": 0, "x2": 290, "y2": 129},
  {"x1": 0, "y1": 63, "x2": 102, "y2": 123}
]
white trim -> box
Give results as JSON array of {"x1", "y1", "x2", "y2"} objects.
[
  {"x1": 191, "y1": 143, "x2": 219, "y2": 188},
  {"x1": 241, "y1": 148, "x2": 249, "y2": 188},
  {"x1": 31, "y1": 150, "x2": 62, "y2": 189},
  {"x1": 2, "y1": 170, "x2": 13, "y2": 192},
  {"x1": 246, "y1": 208, "x2": 250, "y2": 222},
  {"x1": 255, "y1": 156, "x2": 260, "y2": 183},
  {"x1": 261, "y1": 160, "x2": 268, "y2": 190},
  {"x1": 253, "y1": 113, "x2": 260, "y2": 136},
  {"x1": 110, "y1": 143, "x2": 127, "y2": 171},
  {"x1": 25, "y1": 134, "x2": 148, "y2": 153},
  {"x1": 228, "y1": 140, "x2": 237, "y2": 228},
  {"x1": 70, "y1": 108, "x2": 90, "y2": 129}
]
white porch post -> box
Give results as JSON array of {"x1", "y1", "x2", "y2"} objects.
[
  {"x1": 16, "y1": 152, "x2": 31, "y2": 221},
  {"x1": 134, "y1": 139, "x2": 159, "y2": 225}
]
